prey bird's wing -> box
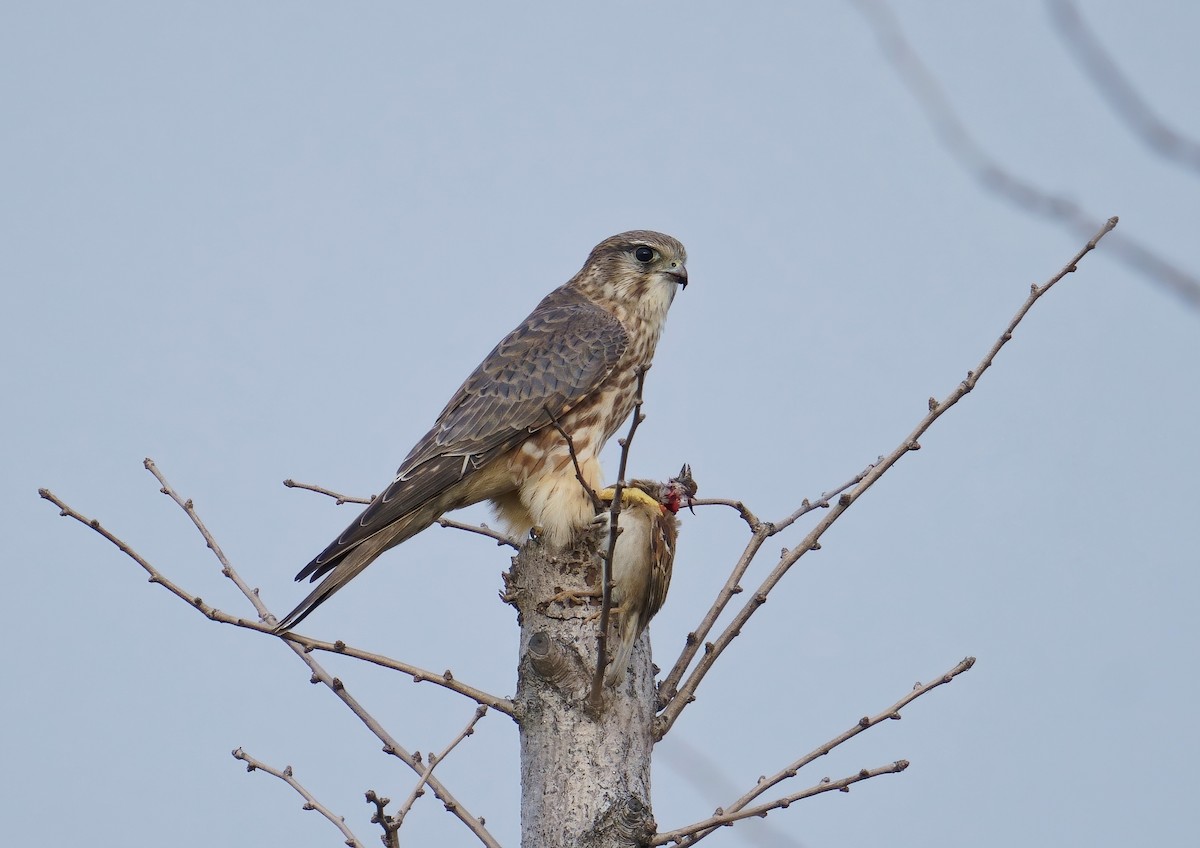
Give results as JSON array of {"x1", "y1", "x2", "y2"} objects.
[{"x1": 295, "y1": 288, "x2": 628, "y2": 584}]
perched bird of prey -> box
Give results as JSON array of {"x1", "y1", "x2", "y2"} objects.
[
  {"x1": 276, "y1": 231, "x2": 687, "y2": 631},
  {"x1": 599, "y1": 466, "x2": 697, "y2": 687}
]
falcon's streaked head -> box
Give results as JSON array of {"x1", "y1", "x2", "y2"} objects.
[
  {"x1": 569, "y1": 231, "x2": 688, "y2": 331},
  {"x1": 276, "y1": 230, "x2": 688, "y2": 632}
]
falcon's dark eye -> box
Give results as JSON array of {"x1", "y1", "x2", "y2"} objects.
[{"x1": 634, "y1": 246, "x2": 655, "y2": 263}]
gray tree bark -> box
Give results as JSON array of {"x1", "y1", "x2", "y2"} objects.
[{"x1": 506, "y1": 533, "x2": 658, "y2": 848}]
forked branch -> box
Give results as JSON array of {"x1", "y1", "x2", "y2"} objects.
[
  {"x1": 392, "y1": 705, "x2": 490, "y2": 829},
  {"x1": 665, "y1": 657, "x2": 974, "y2": 845},
  {"x1": 653, "y1": 761, "x2": 909, "y2": 846},
  {"x1": 40, "y1": 466, "x2": 503, "y2": 848}
]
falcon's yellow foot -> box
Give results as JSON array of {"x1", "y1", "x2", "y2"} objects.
[{"x1": 597, "y1": 486, "x2": 660, "y2": 509}]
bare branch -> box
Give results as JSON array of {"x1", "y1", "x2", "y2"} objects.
[
  {"x1": 659, "y1": 465, "x2": 881, "y2": 706},
  {"x1": 686, "y1": 498, "x2": 763, "y2": 532},
  {"x1": 39, "y1": 486, "x2": 513, "y2": 715},
  {"x1": 283, "y1": 478, "x2": 373, "y2": 505},
  {"x1": 40, "y1": 478, "x2": 504, "y2": 848},
  {"x1": 277, "y1": 633, "x2": 515, "y2": 717},
  {"x1": 589, "y1": 365, "x2": 648, "y2": 708},
  {"x1": 851, "y1": 0, "x2": 1200, "y2": 309},
  {"x1": 232, "y1": 748, "x2": 363, "y2": 847},
  {"x1": 285, "y1": 477, "x2": 518, "y2": 548},
  {"x1": 437, "y1": 516, "x2": 520, "y2": 549},
  {"x1": 656, "y1": 525, "x2": 770, "y2": 709},
  {"x1": 364, "y1": 790, "x2": 399, "y2": 848},
  {"x1": 145, "y1": 458, "x2": 270, "y2": 620},
  {"x1": 393, "y1": 705, "x2": 490, "y2": 828},
  {"x1": 707, "y1": 657, "x2": 974, "y2": 832},
  {"x1": 652, "y1": 761, "x2": 910, "y2": 846},
  {"x1": 1048, "y1": 0, "x2": 1200, "y2": 173},
  {"x1": 657, "y1": 218, "x2": 1117, "y2": 738},
  {"x1": 769, "y1": 463, "x2": 879, "y2": 536}
]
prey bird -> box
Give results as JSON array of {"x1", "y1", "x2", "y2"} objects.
[
  {"x1": 596, "y1": 466, "x2": 698, "y2": 687},
  {"x1": 277, "y1": 231, "x2": 687, "y2": 631}
]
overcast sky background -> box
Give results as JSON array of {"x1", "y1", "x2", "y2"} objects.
[{"x1": 5, "y1": 2, "x2": 1198, "y2": 846}]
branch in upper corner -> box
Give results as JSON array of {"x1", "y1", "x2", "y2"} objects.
[
  {"x1": 588, "y1": 364, "x2": 648, "y2": 709},
  {"x1": 850, "y1": 0, "x2": 1200, "y2": 309},
  {"x1": 1048, "y1": 0, "x2": 1200, "y2": 174},
  {"x1": 652, "y1": 761, "x2": 909, "y2": 847},
  {"x1": 232, "y1": 748, "x2": 363, "y2": 847},
  {"x1": 655, "y1": 219, "x2": 1117, "y2": 738}
]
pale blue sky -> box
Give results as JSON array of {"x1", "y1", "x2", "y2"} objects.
[{"x1": 5, "y1": 2, "x2": 1197, "y2": 846}]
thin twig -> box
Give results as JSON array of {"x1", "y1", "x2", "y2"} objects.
[
  {"x1": 768, "y1": 463, "x2": 879, "y2": 536},
  {"x1": 658, "y1": 465, "x2": 879, "y2": 706},
  {"x1": 656, "y1": 218, "x2": 1117, "y2": 738},
  {"x1": 283, "y1": 478, "x2": 373, "y2": 505},
  {"x1": 656, "y1": 525, "x2": 769, "y2": 709},
  {"x1": 589, "y1": 365, "x2": 648, "y2": 708},
  {"x1": 542, "y1": 408, "x2": 605, "y2": 513},
  {"x1": 40, "y1": 474, "x2": 503, "y2": 848},
  {"x1": 285, "y1": 477, "x2": 518, "y2": 547},
  {"x1": 146, "y1": 458, "x2": 271, "y2": 621},
  {"x1": 232, "y1": 748, "x2": 363, "y2": 847},
  {"x1": 652, "y1": 761, "x2": 910, "y2": 846},
  {"x1": 437, "y1": 517, "x2": 519, "y2": 549},
  {"x1": 393, "y1": 706, "x2": 490, "y2": 828},
  {"x1": 850, "y1": 0, "x2": 1199, "y2": 309}
]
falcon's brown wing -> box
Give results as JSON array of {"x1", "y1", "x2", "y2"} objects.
[{"x1": 295, "y1": 287, "x2": 627, "y2": 583}]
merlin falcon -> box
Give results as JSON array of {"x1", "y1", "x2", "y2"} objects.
[{"x1": 276, "y1": 231, "x2": 688, "y2": 630}]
